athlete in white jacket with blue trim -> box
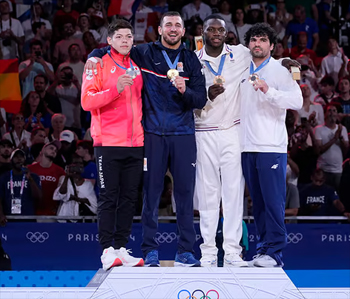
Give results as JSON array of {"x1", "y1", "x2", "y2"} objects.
[{"x1": 240, "y1": 23, "x2": 303, "y2": 267}]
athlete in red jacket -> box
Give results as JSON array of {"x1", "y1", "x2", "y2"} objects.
[{"x1": 81, "y1": 19, "x2": 144, "y2": 270}]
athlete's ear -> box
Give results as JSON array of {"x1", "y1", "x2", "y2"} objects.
[
  {"x1": 158, "y1": 26, "x2": 162, "y2": 37},
  {"x1": 107, "y1": 36, "x2": 112, "y2": 46}
]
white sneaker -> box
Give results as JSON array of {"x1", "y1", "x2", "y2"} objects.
[
  {"x1": 253, "y1": 255, "x2": 279, "y2": 268},
  {"x1": 247, "y1": 254, "x2": 263, "y2": 267},
  {"x1": 117, "y1": 247, "x2": 144, "y2": 267},
  {"x1": 101, "y1": 246, "x2": 122, "y2": 271},
  {"x1": 200, "y1": 255, "x2": 217, "y2": 267},
  {"x1": 224, "y1": 253, "x2": 249, "y2": 267}
]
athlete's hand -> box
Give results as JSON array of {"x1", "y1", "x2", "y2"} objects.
[
  {"x1": 208, "y1": 84, "x2": 225, "y2": 101},
  {"x1": 172, "y1": 76, "x2": 186, "y2": 94},
  {"x1": 253, "y1": 79, "x2": 269, "y2": 93},
  {"x1": 281, "y1": 58, "x2": 301, "y2": 72},
  {"x1": 84, "y1": 57, "x2": 104, "y2": 76},
  {"x1": 117, "y1": 74, "x2": 133, "y2": 93}
]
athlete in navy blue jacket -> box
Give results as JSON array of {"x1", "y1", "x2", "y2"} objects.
[{"x1": 85, "y1": 11, "x2": 207, "y2": 267}]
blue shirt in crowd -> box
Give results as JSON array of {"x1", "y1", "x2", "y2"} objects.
[{"x1": 286, "y1": 18, "x2": 319, "y2": 49}]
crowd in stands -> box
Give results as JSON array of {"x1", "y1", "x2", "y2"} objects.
[{"x1": 0, "y1": 0, "x2": 350, "y2": 222}]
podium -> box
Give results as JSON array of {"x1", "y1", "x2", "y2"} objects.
[{"x1": 88, "y1": 267, "x2": 304, "y2": 299}]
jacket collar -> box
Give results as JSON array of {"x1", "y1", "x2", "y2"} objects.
[
  {"x1": 198, "y1": 43, "x2": 233, "y2": 62},
  {"x1": 109, "y1": 46, "x2": 131, "y2": 63},
  {"x1": 154, "y1": 40, "x2": 185, "y2": 53}
]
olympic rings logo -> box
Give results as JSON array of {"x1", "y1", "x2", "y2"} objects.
[
  {"x1": 287, "y1": 233, "x2": 303, "y2": 244},
  {"x1": 26, "y1": 232, "x2": 49, "y2": 243},
  {"x1": 154, "y1": 232, "x2": 177, "y2": 244},
  {"x1": 178, "y1": 289, "x2": 219, "y2": 299}
]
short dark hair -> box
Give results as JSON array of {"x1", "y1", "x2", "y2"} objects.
[
  {"x1": 160, "y1": 11, "x2": 184, "y2": 27},
  {"x1": 108, "y1": 19, "x2": 133, "y2": 37},
  {"x1": 244, "y1": 22, "x2": 277, "y2": 49},
  {"x1": 203, "y1": 14, "x2": 226, "y2": 25},
  {"x1": 34, "y1": 74, "x2": 48, "y2": 85},
  {"x1": 68, "y1": 43, "x2": 80, "y2": 54},
  {"x1": 320, "y1": 75, "x2": 335, "y2": 87},
  {"x1": 31, "y1": 127, "x2": 46, "y2": 138},
  {"x1": 31, "y1": 21, "x2": 45, "y2": 34},
  {"x1": 30, "y1": 39, "x2": 43, "y2": 50},
  {"x1": 76, "y1": 140, "x2": 94, "y2": 156},
  {"x1": 60, "y1": 66, "x2": 73, "y2": 73}
]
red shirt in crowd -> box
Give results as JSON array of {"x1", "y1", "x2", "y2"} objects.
[{"x1": 28, "y1": 163, "x2": 66, "y2": 215}]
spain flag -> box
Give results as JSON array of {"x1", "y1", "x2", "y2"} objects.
[{"x1": 0, "y1": 59, "x2": 22, "y2": 114}]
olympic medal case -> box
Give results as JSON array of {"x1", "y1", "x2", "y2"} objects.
[{"x1": 88, "y1": 267, "x2": 304, "y2": 298}]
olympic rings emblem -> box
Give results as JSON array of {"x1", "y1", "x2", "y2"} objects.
[
  {"x1": 26, "y1": 232, "x2": 49, "y2": 243},
  {"x1": 178, "y1": 289, "x2": 219, "y2": 299},
  {"x1": 154, "y1": 232, "x2": 177, "y2": 244},
  {"x1": 287, "y1": 233, "x2": 303, "y2": 244}
]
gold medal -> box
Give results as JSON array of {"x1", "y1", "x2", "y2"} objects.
[
  {"x1": 214, "y1": 75, "x2": 225, "y2": 85},
  {"x1": 249, "y1": 73, "x2": 259, "y2": 85},
  {"x1": 167, "y1": 69, "x2": 179, "y2": 80}
]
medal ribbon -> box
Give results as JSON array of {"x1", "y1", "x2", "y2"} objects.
[
  {"x1": 107, "y1": 50, "x2": 134, "y2": 70},
  {"x1": 162, "y1": 50, "x2": 180, "y2": 70},
  {"x1": 10, "y1": 170, "x2": 26, "y2": 200},
  {"x1": 205, "y1": 54, "x2": 226, "y2": 76},
  {"x1": 250, "y1": 56, "x2": 271, "y2": 75}
]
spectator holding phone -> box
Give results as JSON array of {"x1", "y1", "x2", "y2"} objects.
[
  {"x1": 298, "y1": 84, "x2": 324, "y2": 127},
  {"x1": 19, "y1": 40, "x2": 54, "y2": 98}
]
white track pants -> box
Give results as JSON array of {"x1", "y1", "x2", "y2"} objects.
[{"x1": 194, "y1": 125, "x2": 244, "y2": 256}]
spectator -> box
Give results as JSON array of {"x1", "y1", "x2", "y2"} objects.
[
  {"x1": 181, "y1": 0, "x2": 211, "y2": 22},
  {"x1": 28, "y1": 140, "x2": 65, "y2": 216},
  {"x1": 30, "y1": 127, "x2": 47, "y2": 146},
  {"x1": 225, "y1": 31, "x2": 238, "y2": 46},
  {"x1": 82, "y1": 30, "x2": 107, "y2": 60},
  {"x1": 246, "y1": 4, "x2": 267, "y2": 25},
  {"x1": 285, "y1": 32, "x2": 318, "y2": 64},
  {"x1": 273, "y1": 39, "x2": 285, "y2": 59},
  {"x1": 48, "y1": 114, "x2": 66, "y2": 142},
  {"x1": 314, "y1": 76, "x2": 338, "y2": 106},
  {"x1": 217, "y1": 0, "x2": 235, "y2": 33},
  {"x1": 290, "y1": 124, "x2": 320, "y2": 187},
  {"x1": 53, "y1": 154, "x2": 97, "y2": 217},
  {"x1": 0, "y1": 139, "x2": 13, "y2": 176},
  {"x1": 58, "y1": 44, "x2": 85, "y2": 86},
  {"x1": 338, "y1": 55, "x2": 349, "y2": 80},
  {"x1": 268, "y1": 0, "x2": 292, "y2": 40},
  {"x1": 283, "y1": 5, "x2": 319, "y2": 52},
  {"x1": 74, "y1": 13, "x2": 100, "y2": 42},
  {"x1": 21, "y1": 2, "x2": 52, "y2": 42},
  {"x1": 0, "y1": 0, "x2": 24, "y2": 60},
  {"x1": 23, "y1": 22, "x2": 51, "y2": 61},
  {"x1": 297, "y1": 54, "x2": 321, "y2": 100},
  {"x1": 339, "y1": 158, "x2": 350, "y2": 211},
  {"x1": 0, "y1": 107, "x2": 6, "y2": 138},
  {"x1": 53, "y1": 0, "x2": 79, "y2": 30},
  {"x1": 54, "y1": 130, "x2": 76, "y2": 169},
  {"x1": 20, "y1": 91, "x2": 52, "y2": 132},
  {"x1": 151, "y1": 0, "x2": 169, "y2": 14},
  {"x1": 0, "y1": 149, "x2": 41, "y2": 219},
  {"x1": 321, "y1": 38, "x2": 349, "y2": 87},
  {"x1": 232, "y1": 8, "x2": 252, "y2": 45},
  {"x1": 3, "y1": 113, "x2": 31, "y2": 148},
  {"x1": 285, "y1": 180, "x2": 300, "y2": 216},
  {"x1": 315, "y1": 105, "x2": 349, "y2": 190},
  {"x1": 316, "y1": 0, "x2": 337, "y2": 44},
  {"x1": 298, "y1": 84, "x2": 324, "y2": 127},
  {"x1": 48, "y1": 66, "x2": 81, "y2": 136},
  {"x1": 91, "y1": 11, "x2": 108, "y2": 44},
  {"x1": 299, "y1": 168, "x2": 350, "y2": 218},
  {"x1": 333, "y1": 77, "x2": 350, "y2": 132},
  {"x1": 24, "y1": 127, "x2": 47, "y2": 164},
  {"x1": 53, "y1": 20, "x2": 86, "y2": 66},
  {"x1": 34, "y1": 74, "x2": 62, "y2": 115},
  {"x1": 19, "y1": 40, "x2": 54, "y2": 98}
]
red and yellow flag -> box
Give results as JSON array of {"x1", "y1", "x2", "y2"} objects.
[{"x1": 0, "y1": 59, "x2": 22, "y2": 114}]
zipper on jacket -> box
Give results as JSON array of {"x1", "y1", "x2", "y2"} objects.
[{"x1": 130, "y1": 86, "x2": 134, "y2": 147}]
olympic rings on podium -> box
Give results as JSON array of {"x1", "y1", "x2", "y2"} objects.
[{"x1": 177, "y1": 289, "x2": 219, "y2": 299}]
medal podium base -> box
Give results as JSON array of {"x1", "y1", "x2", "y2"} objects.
[{"x1": 88, "y1": 267, "x2": 304, "y2": 299}]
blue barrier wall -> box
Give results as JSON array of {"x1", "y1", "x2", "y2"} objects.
[{"x1": 1, "y1": 223, "x2": 349, "y2": 270}]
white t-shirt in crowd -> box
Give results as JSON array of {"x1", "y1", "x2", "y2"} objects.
[
  {"x1": 297, "y1": 103, "x2": 325, "y2": 127},
  {"x1": 233, "y1": 23, "x2": 252, "y2": 45},
  {"x1": 315, "y1": 124, "x2": 349, "y2": 173},
  {"x1": 0, "y1": 18, "x2": 24, "y2": 59},
  {"x1": 55, "y1": 83, "x2": 81, "y2": 129},
  {"x1": 181, "y1": 2, "x2": 212, "y2": 21},
  {"x1": 19, "y1": 59, "x2": 54, "y2": 98},
  {"x1": 21, "y1": 18, "x2": 52, "y2": 42},
  {"x1": 3, "y1": 129, "x2": 32, "y2": 147},
  {"x1": 58, "y1": 61, "x2": 85, "y2": 86},
  {"x1": 321, "y1": 51, "x2": 349, "y2": 86}
]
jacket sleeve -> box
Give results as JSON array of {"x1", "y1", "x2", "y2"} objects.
[
  {"x1": 87, "y1": 46, "x2": 110, "y2": 59},
  {"x1": 81, "y1": 63, "x2": 120, "y2": 111},
  {"x1": 181, "y1": 52, "x2": 207, "y2": 109},
  {"x1": 264, "y1": 67, "x2": 303, "y2": 110}
]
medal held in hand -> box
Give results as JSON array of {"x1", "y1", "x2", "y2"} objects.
[
  {"x1": 162, "y1": 50, "x2": 181, "y2": 81},
  {"x1": 167, "y1": 69, "x2": 179, "y2": 80},
  {"x1": 248, "y1": 73, "x2": 259, "y2": 85},
  {"x1": 205, "y1": 54, "x2": 226, "y2": 85},
  {"x1": 126, "y1": 68, "x2": 137, "y2": 79}
]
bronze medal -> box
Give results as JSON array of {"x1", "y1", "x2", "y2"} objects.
[
  {"x1": 214, "y1": 75, "x2": 225, "y2": 85},
  {"x1": 249, "y1": 73, "x2": 259, "y2": 85}
]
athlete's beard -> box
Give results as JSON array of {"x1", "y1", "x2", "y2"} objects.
[{"x1": 162, "y1": 34, "x2": 182, "y2": 46}]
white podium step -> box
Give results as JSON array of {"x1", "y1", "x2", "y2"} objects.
[{"x1": 88, "y1": 267, "x2": 304, "y2": 299}]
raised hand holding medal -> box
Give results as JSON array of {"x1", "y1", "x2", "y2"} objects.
[
  {"x1": 205, "y1": 54, "x2": 226, "y2": 85},
  {"x1": 162, "y1": 50, "x2": 186, "y2": 93},
  {"x1": 249, "y1": 57, "x2": 270, "y2": 93}
]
